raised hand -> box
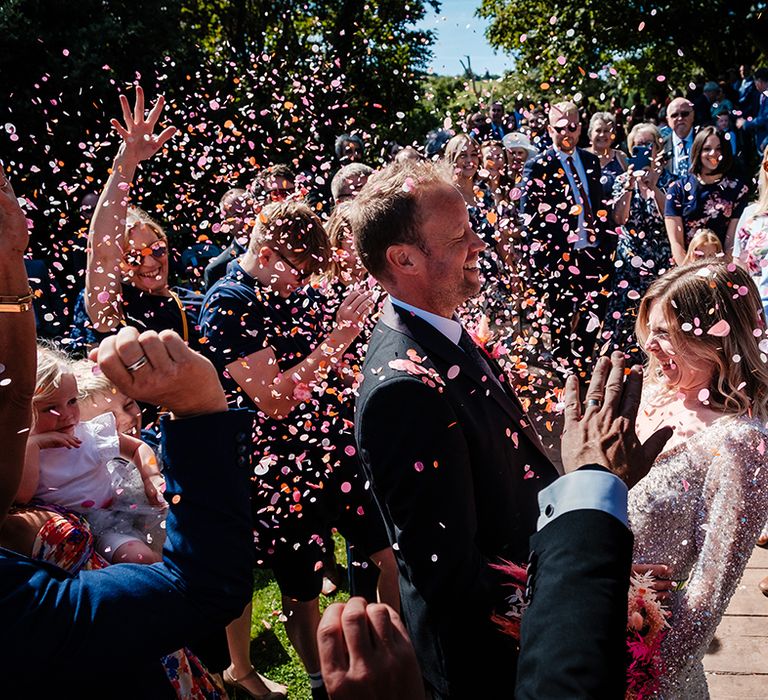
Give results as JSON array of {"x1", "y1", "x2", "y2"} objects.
[
  {"x1": 561, "y1": 351, "x2": 673, "y2": 488},
  {"x1": 111, "y1": 85, "x2": 177, "y2": 164},
  {"x1": 0, "y1": 169, "x2": 30, "y2": 256},
  {"x1": 335, "y1": 288, "x2": 375, "y2": 333},
  {"x1": 90, "y1": 327, "x2": 227, "y2": 419}
]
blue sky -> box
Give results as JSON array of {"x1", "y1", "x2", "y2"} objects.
[{"x1": 416, "y1": 0, "x2": 514, "y2": 76}]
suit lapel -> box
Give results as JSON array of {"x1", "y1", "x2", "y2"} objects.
[{"x1": 380, "y1": 300, "x2": 549, "y2": 457}]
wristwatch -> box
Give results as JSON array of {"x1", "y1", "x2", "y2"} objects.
[{"x1": 0, "y1": 289, "x2": 34, "y2": 313}]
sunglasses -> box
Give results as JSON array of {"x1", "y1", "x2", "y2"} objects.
[
  {"x1": 553, "y1": 124, "x2": 579, "y2": 133},
  {"x1": 669, "y1": 110, "x2": 692, "y2": 119},
  {"x1": 272, "y1": 248, "x2": 311, "y2": 282},
  {"x1": 123, "y1": 240, "x2": 168, "y2": 268}
]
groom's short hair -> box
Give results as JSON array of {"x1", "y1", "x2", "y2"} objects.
[{"x1": 349, "y1": 160, "x2": 448, "y2": 280}]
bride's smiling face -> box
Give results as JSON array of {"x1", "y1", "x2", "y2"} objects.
[{"x1": 644, "y1": 302, "x2": 715, "y2": 391}]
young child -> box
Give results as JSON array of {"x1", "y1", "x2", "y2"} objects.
[
  {"x1": 73, "y1": 358, "x2": 142, "y2": 436},
  {"x1": 684, "y1": 228, "x2": 724, "y2": 263},
  {"x1": 72, "y1": 358, "x2": 167, "y2": 555},
  {"x1": 16, "y1": 346, "x2": 165, "y2": 564}
]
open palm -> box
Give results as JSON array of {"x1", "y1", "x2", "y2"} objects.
[{"x1": 111, "y1": 85, "x2": 177, "y2": 163}]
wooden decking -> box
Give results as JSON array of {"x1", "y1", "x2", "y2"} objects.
[{"x1": 704, "y1": 545, "x2": 768, "y2": 698}]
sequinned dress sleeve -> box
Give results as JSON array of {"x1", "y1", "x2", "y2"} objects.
[{"x1": 662, "y1": 422, "x2": 768, "y2": 681}]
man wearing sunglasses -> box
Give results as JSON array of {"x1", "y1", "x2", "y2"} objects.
[
  {"x1": 519, "y1": 101, "x2": 613, "y2": 371},
  {"x1": 662, "y1": 97, "x2": 696, "y2": 180}
]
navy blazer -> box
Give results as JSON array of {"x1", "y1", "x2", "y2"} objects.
[
  {"x1": 519, "y1": 147, "x2": 612, "y2": 268},
  {"x1": 743, "y1": 93, "x2": 768, "y2": 155},
  {"x1": 355, "y1": 300, "x2": 558, "y2": 698},
  {"x1": 0, "y1": 410, "x2": 255, "y2": 697},
  {"x1": 517, "y1": 509, "x2": 633, "y2": 698}
]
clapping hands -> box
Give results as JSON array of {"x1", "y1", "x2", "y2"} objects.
[
  {"x1": 335, "y1": 287, "x2": 375, "y2": 337},
  {"x1": 318, "y1": 598, "x2": 425, "y2": 700},
  {"x1": 90, "y1": 327, "x2": 227, "y2": 419}
]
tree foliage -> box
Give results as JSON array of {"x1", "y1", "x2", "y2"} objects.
[
  {"x1": 0, "y1": 0, "x2": 439, "y2": 263},
  {"x1": 478, "y1": 0, "x2": 768, "y2": 103}
]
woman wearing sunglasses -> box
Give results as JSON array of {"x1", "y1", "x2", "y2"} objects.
[{"x1": 78, "y1": 86, "x2": 199, "y2": 353}]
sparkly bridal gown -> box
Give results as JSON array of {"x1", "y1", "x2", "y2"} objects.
[{"x1": 628, "y1": 416, "x2": 768, "y2": 699}]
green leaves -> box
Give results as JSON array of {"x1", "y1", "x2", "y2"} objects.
[{"x1": 478, "y1": 0, "x2": 768, "y2": 103}]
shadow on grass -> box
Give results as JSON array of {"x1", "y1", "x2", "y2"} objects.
[{"x1": 249, "y1": 626, "x2": 291, "y2": 669}]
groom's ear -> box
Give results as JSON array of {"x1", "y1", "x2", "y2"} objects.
[{"x1": 385, "y1": 244, "x2": 420, "y2": 277}]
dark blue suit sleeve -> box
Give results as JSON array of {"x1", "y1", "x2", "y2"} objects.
[
  {"x1": 516, "y1": 509, "x2": 632, "y2": 699},
  {"x1": 0, "y1": 409, "x2": 254, "y2": 669}
]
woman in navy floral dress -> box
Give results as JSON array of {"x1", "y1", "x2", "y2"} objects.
[{"x1": 664, "y1": 126, "x2": 749, "y2": 265}]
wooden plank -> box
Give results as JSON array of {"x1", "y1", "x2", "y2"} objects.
[
  {"x1": 720, "y1": 570, "x2": 768, "y2": 617},
  {"x1": 704, "y1": 636, "x2": 768, "y2": 673},
  {"x1": 746, "y1": 546, "x2": 768, "y2": 568},
  {"x1": 712, "y1": 616, "x2": 768, "y2": 636},
  {"x1": 706, "y1": 671, "x2": 768, "y2": 699}
]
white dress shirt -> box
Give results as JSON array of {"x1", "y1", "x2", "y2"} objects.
[
  {"x1": 389, "y1": 296, "x2": 463, "y2": 345},
  {"x1": 537, "y1": 469, "x2": 628, "y2": 529}
]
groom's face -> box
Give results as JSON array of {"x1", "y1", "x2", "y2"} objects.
[{"x1": 415, "y1": 184, "x2": 486, "y2": 311}]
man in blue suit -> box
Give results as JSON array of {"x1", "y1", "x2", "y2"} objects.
[
  {"x1": 738, "y1": 67, "x2": 768, "y2": 156},
  {"x1": 0, "y1": 169, "x2": 254, "y2": 696}
]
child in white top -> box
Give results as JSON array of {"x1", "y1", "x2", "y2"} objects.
[
  {"x1": 72, "y1": 358, "x2": 166, "y2": 555},
  {"x1": 17, "y1": 346, "x2": 164, "y2": 564}
]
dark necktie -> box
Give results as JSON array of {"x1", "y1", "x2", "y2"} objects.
[
  {"x1": 677, "y1": 140, "x2": 689, "y2": 178},
  {"x1": 566, "y1": 155, "x2": 593, "y2": 222},
  {"x1": 458, "y1": 329, "x2": 503, "y2": 390}
]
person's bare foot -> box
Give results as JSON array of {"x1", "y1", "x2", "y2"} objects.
[
  {"x1": 759, "y1": 575, "x2": 768, "y2": 598},
  {"x1": 757, "y1": 531, "x2": 768, "y2": 548},
  {"x1": 223, "y1": 665, "x2": 287, "y2": 699}
]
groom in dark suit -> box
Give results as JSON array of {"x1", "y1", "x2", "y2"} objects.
[
  {"x1": 350, "y1": 161, "x2": 561, "y2": 698},
  {"x1": 520, "y1": 101, "x2": 614, "y2": 369},
  {"x1": 319, "y1": 349, "x2": 674, "y2": 699}
]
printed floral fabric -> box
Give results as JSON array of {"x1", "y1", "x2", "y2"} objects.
[
  {"x1": 734, "y1": 202, "x2": 768, "y2": 321},
  {"x1": 664, "y1": 174, "x2": 749, "y2": 245},
  {"x1": 27, "y1": 502, "x2": 223, "y2": 699}
]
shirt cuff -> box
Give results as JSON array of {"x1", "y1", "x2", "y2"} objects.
[{"x1": 537, "y1": 468, "x2": 628, "y2": 530}]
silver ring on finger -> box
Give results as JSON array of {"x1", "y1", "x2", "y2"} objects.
[
  {"x1": 586, "y1": 398, "x2": 602, "y2": 408},
  {"x1": 125, "y1": 355, "x2": 149, "y2": 373}
]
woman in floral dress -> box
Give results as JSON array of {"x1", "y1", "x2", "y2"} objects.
[{"x1": 664, "y1": 126, "x2": 749, "y2": 265}]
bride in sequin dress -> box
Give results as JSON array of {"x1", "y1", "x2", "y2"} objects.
[{"x1": 628, "y1": 260, "x2": 768, "y2": 699}]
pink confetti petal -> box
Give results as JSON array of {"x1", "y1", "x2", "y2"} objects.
[{"x1": 707, "y1": 319, "x2": 730, "y2": 337}]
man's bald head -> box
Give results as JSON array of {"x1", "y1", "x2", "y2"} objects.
[{"x1": 666, "y1": 98, "x2": 694, "y2": 139}]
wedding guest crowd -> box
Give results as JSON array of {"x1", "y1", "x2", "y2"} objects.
[{"x1": 5, "y1": 64, "x2": 768, "y2": 700}]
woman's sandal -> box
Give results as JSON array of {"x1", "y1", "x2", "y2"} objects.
[
  {"x1": 222, "y1": 666, "x2": 287, "y2": 700},
  {"x1": 757, "y1": 532, "x2": 768, "y2": 549},
  {"x1": 759, "y1": 575, "x2": 768, "y2": 598}
]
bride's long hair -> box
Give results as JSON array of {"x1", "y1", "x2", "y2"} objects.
[{"x1": 636, "y1": 259, "x2": 768, "y2": 422}]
